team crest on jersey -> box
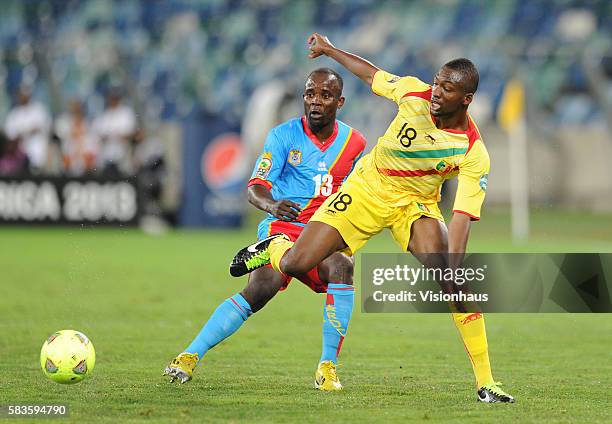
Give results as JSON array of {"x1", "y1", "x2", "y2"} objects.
[
  {"x1": 479, "y1": 174, "x2": 488, "y2": 191},
  {"x1": 255, "y1": 152, "x2": 273, "y2": 179},
  {"x1": 387, "y1": 76, "x2": 401, "y2": 83},
  {"x1": 288, "y1": 150, "x2": 302, "y2": 166},
  {"x1": 435, "y1": 160, "x2": 452, "y2": 174}
]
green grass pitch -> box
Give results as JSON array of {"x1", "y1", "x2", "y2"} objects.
[{"x1": 2, "y1": 209, "x2": 612, "y2": 423}]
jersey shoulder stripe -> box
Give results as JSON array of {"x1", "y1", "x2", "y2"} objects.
[
  {"x1": 454, "y1": 115, "x2": 483, "y2": 154},
  {"x1": 466, "y1": 115, "x2": 483, "y2": 153},
  {"x1": 401, "y1": 86, "x2": 432, "y2": 102},
  {"x1": 329, "y1": 121, "x2": 367, "y2": 169}
]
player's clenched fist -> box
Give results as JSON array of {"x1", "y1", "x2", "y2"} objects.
[
  {"x1": 307, "y1": 33, "x2": 334, "y2": 58},
  {"x1": 268, "y1": 200, "x2": 301, "y2": 221}
]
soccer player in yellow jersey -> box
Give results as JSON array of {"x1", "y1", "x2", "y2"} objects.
[{"x1": 231, "y1": 33, "x2": 514, "y2": 403}]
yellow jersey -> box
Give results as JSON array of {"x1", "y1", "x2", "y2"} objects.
[{"x1": 367, "y1": 69, "x2": 490, "y2": 220}]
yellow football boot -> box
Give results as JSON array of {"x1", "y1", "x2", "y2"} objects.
[
  {"x1": 163, "y1": 352, "x2": 199, "y2": 384},
  {"x1": 314, "y1": 361, "x2": 343, "y2": 391}
]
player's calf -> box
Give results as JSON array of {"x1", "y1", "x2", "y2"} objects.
[
  {"x1": 318, "y1": 252, "x2": 354, "y2": 285},
  {"x1": 240, "y1": 267, "x2": 286, "y2": 313}
]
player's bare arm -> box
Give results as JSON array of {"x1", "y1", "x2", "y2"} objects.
[
  {"x1": 247, "y1": 185, "x2": 301, "y2": 222},
  {"x1": 307, "y1": 33, "x2": 379, "y2": 86},
  {"x1": 448, "y1": 212, "x2": 471, "y2": 259}
]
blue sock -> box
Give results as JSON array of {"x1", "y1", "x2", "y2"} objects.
[
  {"x1": 184, "y1": 293, "x2": 252, "y2": 360},
  {"x1": 320, "y1": 283, "x2": 354, "y2": 364}
]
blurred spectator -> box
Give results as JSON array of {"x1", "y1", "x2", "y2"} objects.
[
  {"x1": 133, "y1": 127, "x2": 169, "y2": 232},
  {"x1": 134, "y1": 127, "x2": 165, "y2": 212},
  {"x1": 134, "y1": 128, "x2": 164, "y2": 173},
  {"x1": 55, "y1": 99, "x2": 98, "y2": 176},
  {"x1": 3, "y1": 86, "x2": 51, "y2": 173},
  {"x1": 91, "y1": 90, "x2": 137, "y2": 176},
  {"x1": 0, "y1": 131, "x2": 29, "y2": 176}
]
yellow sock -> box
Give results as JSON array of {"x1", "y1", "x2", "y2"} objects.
[
  {"x1": 268, "y1": 238, "x2": 293, "y2": 273},
  {"x1": 452, "y1": 312, "x2": 493, "y2": 388}
]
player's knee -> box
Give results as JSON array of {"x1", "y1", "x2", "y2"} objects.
[
  {"x1": 409, "y1": 235, "x2": 448, "y2": 254},
  {"x1": 318, "y1": 253, "x2": 354, "y2": 284},
  {"x1": 280, "y1": 249, "x2": 312, "y2": 277},
  {"x1": 409, "y1": 217, "x2": 449, "y2": 254}
]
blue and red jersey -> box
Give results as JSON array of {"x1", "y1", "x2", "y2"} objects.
[{"x1": 248, "y1": 116, "x2": 366, "y2": 240}]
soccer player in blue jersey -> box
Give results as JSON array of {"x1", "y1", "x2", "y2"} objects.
[{"x1": 164, "y1": 68, "x2": 366, "y2": 390}]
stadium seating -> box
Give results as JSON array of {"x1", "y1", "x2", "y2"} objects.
[{"x1": 0, "y1": 0, "x2": 609, "y2": 129}]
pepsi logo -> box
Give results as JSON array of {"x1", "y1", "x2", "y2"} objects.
[{"x1": 201, "y1": 133, "x2": 248, "y2": 194}]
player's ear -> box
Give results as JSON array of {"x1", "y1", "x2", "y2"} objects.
[
  {"x1": 337, "y1": 96, "x2": 345, "y2": 109},
  {"x1": 463, "y1": 92, "x2": 473, "y2": 106}
]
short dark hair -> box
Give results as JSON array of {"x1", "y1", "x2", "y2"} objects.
[
  {"x1": 307, "y1": 67, "x2": 343, "y2": 95},
  {"x1": 443, "y1": 58, "x2": 479, "y2": 93}
]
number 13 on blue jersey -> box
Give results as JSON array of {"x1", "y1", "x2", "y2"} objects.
[{"x1": 313, "y1": 174, "x2": 333, "y2": 197}]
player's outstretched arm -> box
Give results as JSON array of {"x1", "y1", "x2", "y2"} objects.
[
  {"x1": 247, "y1": 185, "x2": 301, "y2": 222},
  {"x1": 307, "y1": 33, "x2": 379, "y2": 86}
]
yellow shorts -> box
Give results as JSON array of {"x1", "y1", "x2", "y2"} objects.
[{"x1": 310, "y1": 159, "x2": 444, "y2": 255}]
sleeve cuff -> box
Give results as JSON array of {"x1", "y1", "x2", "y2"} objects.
[
  {"x1": 453, "y1": 209, "x2": 480, "y2": 221},
  {"x1": 371, "y1": 69, "x2": 384, "y2": 96},
  {"x1": 247, "y1": 178, "x2": 272, "y2": 190}
]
